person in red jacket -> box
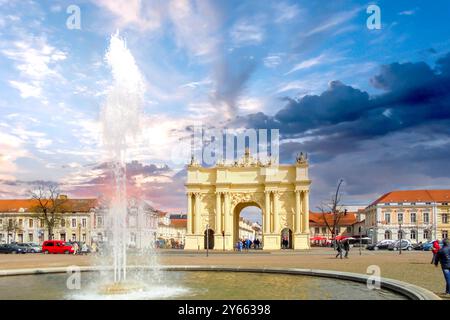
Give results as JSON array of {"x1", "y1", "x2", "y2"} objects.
[{"x1": 432, "y1": 240, "x2": 441, "y2": 264}]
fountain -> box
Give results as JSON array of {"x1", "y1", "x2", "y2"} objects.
[{"x1": 98, "y1": 32, "x2": 147, "y2": 293}]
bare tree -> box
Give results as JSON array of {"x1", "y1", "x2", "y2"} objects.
[
  {"x1": 30, "y1": 184, "x2": 68, "y2": 240},
  {"x1": 1, "y1": 219, "x2": 23, "y2": 243},
  {"x1": 317, "y1": 179, "x2": 348, "y2": 247}
]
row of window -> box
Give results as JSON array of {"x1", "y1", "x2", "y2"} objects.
[
  {"x1": 383, "y1": 202, "x2": 449, "y2": 205},
  {"x1": 384, "y1": 230, "x2": 449, "y2": 240},
  {"x1": 384, "y1": 212, "x2": 432, "y2": 224},
  {"x1": 0, "y1": 232, "x2": 87, "y2": 243},
  {"x1": 0, "y1": 218, "x2": 88, "y2": 229}
]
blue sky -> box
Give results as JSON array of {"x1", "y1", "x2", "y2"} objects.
[{"x1": 1, "y1": 0, "x2": 450, "y2": 217}]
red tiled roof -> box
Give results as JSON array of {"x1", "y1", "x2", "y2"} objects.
[
  {"x1": 370, "y1": 190, "x2": 450, "y2": 206},
  {"x1": 170, "y1": 219, "x2": 187, "y2": 227},
  {"x1": 0, "y1": 199, "x2": 97, "y2": 213},
  {"x1": 309, "y1": 211, "x2": 357, "y2": 226}
]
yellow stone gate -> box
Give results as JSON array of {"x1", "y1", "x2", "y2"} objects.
[{"x1": 184, "y1": 150, "x2": 311, "y2": 250}]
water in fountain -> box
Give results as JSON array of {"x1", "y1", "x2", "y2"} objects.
[{"x1": 101, "y1": 32, "x2": 144, "y2": 284}]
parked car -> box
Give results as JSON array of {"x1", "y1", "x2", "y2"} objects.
[
  {"x1": 42, "y1": 240, "x2": 74, "y2": 254},
  {"x1": 22, "y1": 243, "x2": 42, "y2": 253},
  {"x1": 388, "y1": 239, "x2": 413, "y2": 251},
  {"x1": 366, "y1": 239, "x2": 395, "y2": 250},
  {"x1": 420, "y1": 240, "x2": 444, "y2": 251},
  {"x1": 0, "y1": 243, "x2": 27, "y2": 254}
]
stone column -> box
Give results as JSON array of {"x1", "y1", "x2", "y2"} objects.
[
  {"x1": 273, "y1": 191, "x2": 280, "y2": 234},
  {"x1": 194, "y1": 193, "x2": 202, "y2": 234},
  {"x1": 224, "y1": 193, "x2": 230, "y2": 234},
  {"x1": 187, "y1": 192, "x2": 192, "y2": 234},
  {"x1": 215, "y1": 192, "x2": 222, "y2": 233},
  {"x1": 264, "y1": 191, "x2": 271, "y2": 234},
  {"x1": 302, "y1": 191, "x2": 310, "y2": 233},
  {"x1": 295, "y1": 190, "x2": 302, "y2": 233}
]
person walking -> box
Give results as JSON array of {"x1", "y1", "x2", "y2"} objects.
[
  {"x1": 343, "y1": 240, "x2": 350, "y2": 259},
  {"x1": 335, "y1": 241, "x2": 343, "y2": 259},
  {"x1": 434, "y1": 239, "x2": 450, "y2": 295},
  {"x1": 72, "y1": 242, "x2": 79, "y2": 255},
  {"x1": 432, "y1": 240, "x2": 441, "y2": 264}
]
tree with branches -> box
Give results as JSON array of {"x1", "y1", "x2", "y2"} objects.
[
  {"x1": 30, "y1": 184, "x2": 68, "y2": 240},
  {"x1": 316, "y1": 179, "x2": 348, "y2": 248},
  {"x1": 1, "y1": 219, "x2": 23, "y2": 243}
]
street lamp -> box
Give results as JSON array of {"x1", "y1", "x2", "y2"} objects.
[
  {"x1": 399, "y1": 222, "x2": 402, "y2": 255},
  {"x1": 359, "y1": 226, "x2": 362, "y2": 256}
]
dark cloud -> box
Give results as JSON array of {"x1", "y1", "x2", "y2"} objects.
[{"x1": 229, "y1": 53, "x2": 450, "y2": 205}]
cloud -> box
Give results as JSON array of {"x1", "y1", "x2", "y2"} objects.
[
  {"x1": 263, "y1": 55, "x2": 282, "y2": 68},
  {"x1": 304, "y1": 8, "x2": 361, "y2": 37},
  {"x1": 229, "y1": 53, "x2": 450, "y2": 205},
  {"x1": 94, "y1": 0, "x2": 164, "y2": 31},
  {"x1": 273, "y1": 2, "x2": 301, "y2": 23},
  {"x1": 230, "y1": 19, "x2": 265, "y2": 47},
  {"x1": 168, "y1": 0, "x2": 221, "y2": 57},
  {"x1": 1, "y1": 36, "x2": 67, "y2": 100}
]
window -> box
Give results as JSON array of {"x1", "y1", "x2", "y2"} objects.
[
  {"x1": 18, "y1": 219, "x2": 23, "y2": 227},
  {"x1": 97, "y1": 216, "x2": 103, "y2": 228},
  {"x1": 398, "y1": 230, "x2": 405, "y2": 239},
  {"x1": 423, "y1": 212, "x2": 430, "y2": 224},
  {"x1": 443, "y1": 214, "x2": 448, "y2": 224},
  {"x1": 0, "y1": 219, "x2": 2, "y2": 226},
  {"x1": 8, "y1": 219, "x2": 13, "y2": 228},
  {"x1": 346, "y1": 226, "x2": 352, "y2": 233},
  {"x1": 29, "y1": 219, "x2": 33, "y2": 228},
  {"x1": 321, "y1": 227, "x2": 327, "y2": 234},
  {"x1": 28, "y1": 233, "x2": 33, "y2": 242},
  {"x1": 424, "y1": 230, "x2": 430, "y2": 240},
  {"x1": 40, "y1": 219, "x2": 44, "y2": 228},
  {"x1": 397, "y1": 213, "x2": 403, "y2": 224},
  {"x1": 71, "y1": 233, "x2": 76, "y2": 241},
  {"x1": 443, "y1": 231, "x2": 448, "y2": 239},
  {"x1": 410, "y1": 230, "x2": 416, "y2": 240},
  {"x1": 385, "y1": 213, "x2": 391, "y2": 223},
  {"x1": 71, "y1": 219, "x2": 77, "y2": 228},
  {"x1": 82, "y1": 234, "x2": 86, "y2": 242},
  {"x1": 315, "y1": 227, "x2": 319, "y2": 234},
  {"x1": 60, "y1": 233, "x2": 66, "y2": 241},
  {"x1": 82, "y1": 218, "x2": 87, "y2": 228},
  {"x1": 61, "y1": 219, "x2": 65, "y2": 227},
  {"x1": 410, "y1": 212, "x2": 416, "y2": 223},
  {"x1": 384, "y1": 230, "x2": 391, "y2": 240}
]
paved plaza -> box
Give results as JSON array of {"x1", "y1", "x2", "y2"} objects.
[{"x1": 0, "y1": 247, "x2": 446, "y2": 296}]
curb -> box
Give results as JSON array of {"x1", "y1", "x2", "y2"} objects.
[{"x1": 0, "y1": 265, "x2": 440, "y2": 300}]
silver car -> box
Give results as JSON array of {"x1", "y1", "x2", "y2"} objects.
[{"x1": 23, "y1": 243, "x2": 42, "y2": 253}]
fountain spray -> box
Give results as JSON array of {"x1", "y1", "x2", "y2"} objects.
[{"x1": 101, "y1": 32, "x2": 144, "y2": 283}]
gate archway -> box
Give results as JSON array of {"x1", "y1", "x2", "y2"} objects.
[{"x1": 185, "y1": 150, "x2": 311, "y2": 250}]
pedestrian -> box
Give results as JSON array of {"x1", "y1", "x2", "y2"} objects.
[
  {"x1": 431, "y1": 240, "x2": 441, "y2": 264},
  {"x1": 343, "y1": 240, "x2": 350, "y2": 258},
  {"x1": 81, "y1": 242, "x2": 88, "y2": 255},
  {"x1": 335, "y1": 241, "x2": 343, "y2": 259},
  {"x1": 72, "y1": 242, "x2": 79, "y2": 255},
  {"x1": 434, "y1": 238, "x2": 450, "y2": 295},
  {"x1": 91, "y1": 241, "x2": 97, "y2": 253}
]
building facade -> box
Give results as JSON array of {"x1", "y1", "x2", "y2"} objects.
[
  {"x1": 0, "y1": 199, "x2": 96, "y2": 244},
  {"x1": 364, "y1": 190, "x2": 450, "y2": 243},
  {"x1": 185, "y1": 150, "x2": 311, "y2": 250},
  {"x1": 309, "y1": 212, "x2": 357, "y2": 239}
]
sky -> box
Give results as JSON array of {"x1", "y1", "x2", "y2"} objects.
[{"x1": 0, "y1": 0, "x2": 450, "y2": 220}]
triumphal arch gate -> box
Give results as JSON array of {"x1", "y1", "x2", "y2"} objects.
[{"x1": 184, "y1": 150, "x2": 311, "y2": 250}]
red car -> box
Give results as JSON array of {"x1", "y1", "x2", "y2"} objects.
[{"x1": 42, "y1": 240, "x2": 74, "y2": 254}]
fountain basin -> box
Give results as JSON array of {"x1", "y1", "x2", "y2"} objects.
[{"x1": 0, "y1": 266, "x2": 439, "y2": 300}]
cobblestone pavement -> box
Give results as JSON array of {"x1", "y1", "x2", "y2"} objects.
[{"x1": 0, "y1": 248, "x2": 447, "y2": 296}]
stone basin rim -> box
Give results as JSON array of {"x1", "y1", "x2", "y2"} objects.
[{"x1": 0, "y1": 265, "x2": 440, "y2": 301}]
